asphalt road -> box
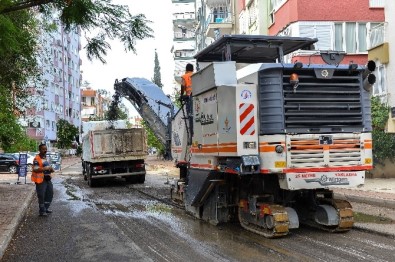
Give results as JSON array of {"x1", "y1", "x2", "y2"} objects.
[{"x1": 2, "y1": 163, "x2": 395, "y2": 262}]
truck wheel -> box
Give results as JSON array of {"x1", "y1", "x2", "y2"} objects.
[
  {"x1": 87, "y1": 165, "x2": 97, "y2": 187},
  {"x1": 138, "y1": 175, "x2": 145, "y2": 184},
  {"x1": 87, "y1": 174, "x2": 98, "y2": 187},
  {"x1": 125, "y1": 176, "x2": 136, "y2": 184}
]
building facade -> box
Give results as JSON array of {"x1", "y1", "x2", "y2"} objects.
[
  {"x1": 21, "y1": 20, "x2": 82, "y2": 147},
  {"x1": 80, "y1": 87, "x2": 111, "y2": 122},
  {"x1": 172, "y1": 0, "x2": 197, "y2": 83},
  {"x1": 195, "y1": 0, "x2": 237, "y2": 53}
]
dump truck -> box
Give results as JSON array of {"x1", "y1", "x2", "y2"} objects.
[
  {"x1": 81, "y1": 120, "x2": 147, "y2": 187},
  {"x1": 114, "y1": 35, "x2": 375, "y2": 238}
]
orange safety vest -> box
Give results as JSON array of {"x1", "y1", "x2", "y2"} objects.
[
  {"x1": 181, "y1": 71, "x2": 193, "y2": 96},
  {"x1": 31, "y1": 155, "x2": 44, "y2": 184}
]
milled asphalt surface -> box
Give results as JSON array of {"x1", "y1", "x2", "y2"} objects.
[{"x1": 0, "y1": 157, "x2": 394, "y2": 259}]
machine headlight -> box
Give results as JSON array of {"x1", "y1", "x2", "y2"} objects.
[
  {"x1": 243, "y1": 142, "x2": 256, "y2": 149},
  {"x1": 275, "y1": 145, "x2": 284, "y2": 154}
]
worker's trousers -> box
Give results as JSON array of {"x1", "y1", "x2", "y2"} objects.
[{"x1": 35, "y1": 179, "x2": 53, "y2": 212}]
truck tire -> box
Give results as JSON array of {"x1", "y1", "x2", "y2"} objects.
[
  {"x1": 87, "y1": 164, "x2": 97, "y2": 187},
  {"x1": 138, "y1": 175, "x2": 145, "y2": 184},
  {"x1": 125, "y1": 176, "x2": 136, "y2": 184}
]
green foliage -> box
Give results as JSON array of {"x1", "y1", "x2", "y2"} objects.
[
  {"x1": 141, "y1": 120, "x2": 163, "y2": 151},
  {"x1": 0, "y1": 88, "x2": 34, "y2": 151},
  {"x1": 371, "y1": 96, "x2": 395, "y2": 164},
  {"x1": 104, "y1": 107, "x2": 128, "y2": 120},
  {"x1": 171, "y1": 86, "x2": 182, "y2": 109},
  {"x1": 371, "y1": 96, "x2": 389, "y2": 130},
  {"x1": 76, "y1": 144, "x2": 82, "y2": 156},
  {"x1": 0, "y1": 0, "x2": 154, "y2": 63},
  {"x1": 5, "y1": 136, "x2": 37, "y2": 153},
  {"x1": 56, "y1": 119, "x2": 79, "y2": 149},
  {"x1": 152, "y1": 49, "x2": 163, "y2": 89},
  {"x1": 0, "y1": 7, "x2": 39, "y2": 103},
  {"x1": 105, "y1": 91, "x2": 128, "y2": 121}
]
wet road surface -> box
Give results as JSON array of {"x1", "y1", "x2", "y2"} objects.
[{"x1": 2, "y1": 163, "x2": 395, "y2": 261}]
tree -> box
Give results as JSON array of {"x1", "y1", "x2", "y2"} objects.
[
  {"x1": 0, "y1": 0, "x2": 153, "y2": 63},
  {"x1": 0, "y1": 88, "x2": 36, "y2": 152},
  {"x1": 141, "y1": 120, "x2": 163, "y2": 153},
  {"x1": 371, "y1": 96, "x2": 395, "y2": 164},
  {"x1": 105, "y1": 91, "x2": 128, "y2": 122},
  {"x1": 56, "y1": 119, "x2": 79, "y2": 149},
  {"x1": 152, "y1": 49, "x2": 163, "y2": 89},
  {"x1": 0, "y1": 7, "x2": 39, "y2": 107}
]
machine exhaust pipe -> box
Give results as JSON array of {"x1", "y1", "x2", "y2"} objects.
[
  {"x1": 363, "y1": 73, "x2": 376, "y2": 92},
  {"x1": 363, "y1": 60, "x2": 376, "y2": 79}
]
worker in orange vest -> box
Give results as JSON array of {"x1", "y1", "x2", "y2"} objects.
[
  {"x1": 31, "y1": 143, "x2": 55, "y2": 216},
  {"x1": 181, "y1": 63, "x2": 193, "y2": 97}
]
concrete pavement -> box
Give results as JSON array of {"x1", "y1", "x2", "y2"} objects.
[
  {"x1": 0, "y1": 156, "x2": 80, "y2": 259},
  {"x1": 0, "y1": 158, "x2": 394, "y2": 259}
]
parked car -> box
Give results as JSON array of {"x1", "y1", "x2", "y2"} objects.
[
  {"x1": 0, "y1": 154, "x2": 19, "y2": 174},
  {"x1": 12, "y1": 153, "x2": 35, "y2": 172},
  {"x1": 46, "y1": 152, "x2": 62, "y2": 171}
]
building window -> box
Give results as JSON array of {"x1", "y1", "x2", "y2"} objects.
[
  {"x1": 373, "y1": 65, "x2": 386, "y2": 96},
  {"x1": 334, "y1": 22, "x2": 371, "y2": 53},
  {"x1": 91, "y1": 98, "x2": 95, "y2": 106},
  {"x1": 369, "y1": 0, "x2": 385, "y2": 8}
]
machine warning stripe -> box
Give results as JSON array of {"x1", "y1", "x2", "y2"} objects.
[
  {"x1": 283, "y1": 165, "x2": 373, "y2": 173},
  {"x1": 239, "y1": 103, "x2": 255, "y2": 135},
  {"x1": 260, "y1": 165, "x2": 373, "y2": 174},
  {"x1": 190, "y1": 163, "x2": 214, "y2": 169},
  {"x1": 191, "y1": 145, "x2": 237, "y2": 153}
]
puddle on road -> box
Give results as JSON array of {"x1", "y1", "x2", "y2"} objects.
[
  {"x1": 96, "y1": 201, "x2": 172, "y2": 216},
  {"x1": 64, "y1": 183, "x2": 81, "y2": 201}
]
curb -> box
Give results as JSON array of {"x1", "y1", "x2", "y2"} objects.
[
  {"x1": 0, "y1": 185, "x2": 35, "y2": 260},
  {"x1": 334, "y1": 193, "x2": 395, "y2": 209}
]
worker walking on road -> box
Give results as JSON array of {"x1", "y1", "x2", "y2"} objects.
[{"x1": 31, "y1": 144, "x2": 55, "y2": 216}]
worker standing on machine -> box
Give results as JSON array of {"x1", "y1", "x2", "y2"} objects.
[{"x1": 180, "y1": 63, "x2": 194, "y2": 145}]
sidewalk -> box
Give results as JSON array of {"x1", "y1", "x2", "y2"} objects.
[
  {"x1": 0, "y1": 156, "x2": 80, "y2": 259},
  {"x1": 0, "y1": 161, "x2": 394, "y2": 259}
]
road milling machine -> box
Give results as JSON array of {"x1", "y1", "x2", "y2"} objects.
[{"x1": 114, "y1": 35, "x2": 375, "y2": 238}]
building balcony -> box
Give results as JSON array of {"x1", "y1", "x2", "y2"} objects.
[
  {"x1": 369, "y1": 22, "x2": 387, "y2": 49},
  {"x1": 173, "y1": 12, "x2": 195, "y2": 21},
  {"x1": 172, "y1": 0, "x2": 194, "y2": 3},
  {"x1": 368, "y1": 23, "x2": 389, "y2": 64},
  {"x1": 204, "y1": 11, "x2": 234, "y2": 39},
  {"x1": 206, "y1": 0, "x2": 228, "y2": 6},
  {"x1": 174, "y1": 31, "x2": 195, "y2": 40}
]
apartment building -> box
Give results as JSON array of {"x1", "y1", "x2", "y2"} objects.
[
  {"x1": 172, "y1": 0, "x2": 196, "y2": 83},
  {"x1": 195, "y1": 0, "x2": 237, "y2": 53},
  {"x1": 371, "y1": 0, "x2": 395, "y2": 131},
  {"x1": 22, "y1": 20, "x2": 82, "y2": 146},
  {"x1": 80, "y1": 87, "x2": 111, "y2": 122}
]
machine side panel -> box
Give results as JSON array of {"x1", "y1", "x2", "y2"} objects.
[
  {"x1": 217, "y1": 86, "x2": 237, "y2": 156},
  {"x1": 171, "y1": 108, "x2": 188, "y2": 163},
  {"x1": 235, "y1": 84, "x2": 259, "y2": 156}
]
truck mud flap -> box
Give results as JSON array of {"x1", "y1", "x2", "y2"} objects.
[{"x1": 187, "y1": 169, "x2": 222, "y2": 207}]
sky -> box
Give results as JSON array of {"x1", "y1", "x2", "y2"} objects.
[{"x1": 80, "y1": 0, "x2": 175, "y2": 115}]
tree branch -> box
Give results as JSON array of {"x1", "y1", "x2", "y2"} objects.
[{"x1": 0, "y1": 0, "x2": 55, "y2": 15}]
